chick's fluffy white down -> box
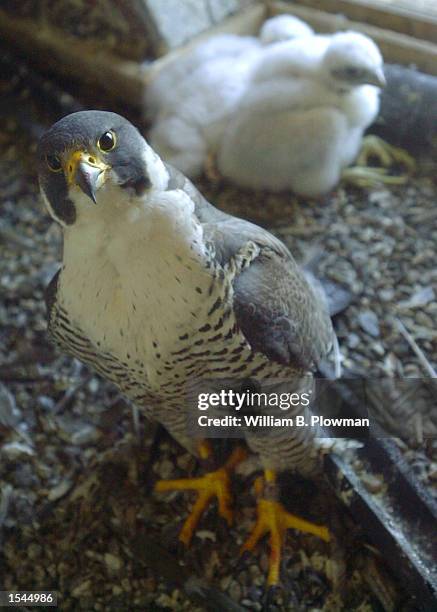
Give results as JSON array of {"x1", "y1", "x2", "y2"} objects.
[{"x1": 146, "y1": 18, "x2": 383, "y2": 196}]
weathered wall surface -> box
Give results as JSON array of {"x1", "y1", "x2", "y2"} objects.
[
  {"x1": 142, "y1": 0, "x2": 252, "y2": 53},
  {"x1": 1, "y1": 0, "x2": 253, "y2": 60}
]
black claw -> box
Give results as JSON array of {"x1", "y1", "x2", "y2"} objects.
[
  {"x1": 262, "y1": 584, "x2": 280, "y2": 612},
  {"x1": 176, "y1": 540, "x2": 187, "y2": 558},
  {"x1": 216, "y1": 516, "x2": 230, "y2": 539},
  {"x1": 234, "y1": 549, "x2": 252, "y2": 573}
]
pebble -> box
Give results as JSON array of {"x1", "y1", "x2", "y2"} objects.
[
  {"x1": 195, "y1": 530, "x2": 216, "y2": 542},
  {"x1": 347, "y1": 333, "x2": 360, "y2": 349},
  {"x1": 104, "y1": 553, "x2": 123, "y2": 572},
  {"x1": 242, "y1": 600, "x2": 262, "y2": 611},
  {"x1": 37, "y1": 396, "x2": 55, "y2": 410},
  {"x1": 71, "y1": 424, "x2": 101, "y2": 446},
  {"x1": 398, "y1": 286, "x2": 435, "y2": 309},
  {"x1": 1, "y1": 442, "x2": 35, "y2": 460},
  {"x1": 0, "y1": 384, "x2": 21, "y2": 427},
  {"x1": 361, "y1": 473, "x2": 384, "y2": 494},
  {"x1": 176, "y1": 453, "x2": 194, "y2": 471},
  {"x1": 47, "y1": 479, "x2": 72, "y2": 501},
  {"x1": 28, "y1": 543, "x2": 42, "y2": 560},
  {"x1": 372, "y1": 342, "x2": 385, "y2": 356},
  {"x1": 379, "y1": 288, "x2": 395, "y2": 302},
  {"x1": 228, "y1": 580, "x2": 241, "y2": 601},
  {"x1": 358, "y1": 310, "x2": 380, "y2": 338},
  {"x1": 159, "y1": 458, "x2": 174, "y2": 479},
  {"x1": 71, "y1": 579, "x2": 92, "y2": 598},
  {"x1": 88, "y1": 378, "x2": 100, "y2": 393}
]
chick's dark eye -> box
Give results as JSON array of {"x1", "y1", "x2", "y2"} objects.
[
  {"x1": 46, "y1": 154, "x2": 62, "y2": 172},
  {"x1": 345, "y1": 67, "x2": 360, "y2": 77},
  {"x1": 98, "y1": 130, "x2": 116, "y2": 152}
]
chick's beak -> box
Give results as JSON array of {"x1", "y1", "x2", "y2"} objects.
[
  {"x1": 66, "y1": 151, "x2": 108, "y2": 204},
  {"x1": 367, "y1": 67, "x2": 386, "y2": 88}
]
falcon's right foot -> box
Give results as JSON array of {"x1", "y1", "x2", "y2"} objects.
[{"x1": 154, "y1": 443, "x2": 247, "y2": 546}]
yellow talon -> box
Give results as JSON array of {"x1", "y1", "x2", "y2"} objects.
[
  {"x1": 342, "y1": 135, "x2": 415, "y2": 189},
  {"x1": 154, "y1": 444, "x2": 247, "y2": 546},
  {"x1": 241, "y1": 472, "x2": 330, "y2": 587},
  {"x1": 357, "y1": 135, "x2": 415, "y2": 171},
  {"x1": 341, "y1": 165, "x2": 408, "y2": 187}
]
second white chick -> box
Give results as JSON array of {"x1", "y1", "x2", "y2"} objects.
[
  {"x1": 259, "y1": 14, "x2": 314, "y2": 45},
  {"x1": 146, "y1": 15, "x2": 314, "y2": 176},
  {"x1": 217, "y1": 31, "x2": 386, "y2": 196}
]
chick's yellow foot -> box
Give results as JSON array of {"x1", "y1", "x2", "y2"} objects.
[
  {"x1": 154, "y1": 444, "x2": 247, "y2": 546},
  {"x1": 357, "y1": 135, "x2": 415, "y2": 171},
  {"x1": 241, "y1": 472, "x2": 330, "y2": 586},
  {"x1": 341, "y1": 165, "x2": 407, "y2": 188},
  {"x1": 342, "y1": 135, "x2": 415, "y2": 189}
]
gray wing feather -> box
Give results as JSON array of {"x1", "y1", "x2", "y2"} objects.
[
  {"x1": 165, "y1": 163, "x2": 334, "y2": 370},
  {"x1": 233, "y1": 248, "x2": 334, "y2": 369}
]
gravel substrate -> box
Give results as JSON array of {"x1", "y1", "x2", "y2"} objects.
[{"x1": 0, "y1": 48, "x2": 436, "y2": 610}]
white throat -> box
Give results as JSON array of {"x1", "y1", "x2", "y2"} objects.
[{"x1": 59, "y1": 185, "x2": 212, "y2": 380}]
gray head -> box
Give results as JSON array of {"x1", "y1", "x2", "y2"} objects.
[
  {"x1": 323, "y1": 31, "x2": 385, "y2": 90},
  {"x1": 37, "y1": 110, "x2": 168, "y2": 226}
]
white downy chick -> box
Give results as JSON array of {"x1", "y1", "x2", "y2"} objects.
[
  {"x1": 146, "y1": 15, "x2": 315, "y2": 177},
  {"x1": 217, "y1": 31, "x2": 385, "y2": 195}
]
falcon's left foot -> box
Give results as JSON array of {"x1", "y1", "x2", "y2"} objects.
[
  {"x1": 154, "y1": 443, "x2": 247, "y2": 546},
  {"x1": 241, "y1": 471, "x2": 330, "y2": 587},
  {"x1": 342, "y1": 135, "x2": 415, "y2": 189}
]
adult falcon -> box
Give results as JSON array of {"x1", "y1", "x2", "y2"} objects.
[{"x1": 38, "y1": 111, "x2": 338, "y2": 587}]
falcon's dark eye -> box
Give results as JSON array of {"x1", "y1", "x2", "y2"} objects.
[
  {"x1": 46, "y1": 154, "x2": 62, "y2": 172},
  {"x1": 98, "y1": 130, "x2": 116, "y2": 152}
]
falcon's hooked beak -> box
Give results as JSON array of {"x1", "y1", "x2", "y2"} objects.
[{"x1": 66, "y1": 151, "x2": 108, "y2": 204}]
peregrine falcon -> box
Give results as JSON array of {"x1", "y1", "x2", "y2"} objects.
[
  {"x1": 38, "y1": 111, "x2": 335, "y2": 587},
  {"x1": 148, "y1": 28, "x2": 414, "y2": 195}
]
